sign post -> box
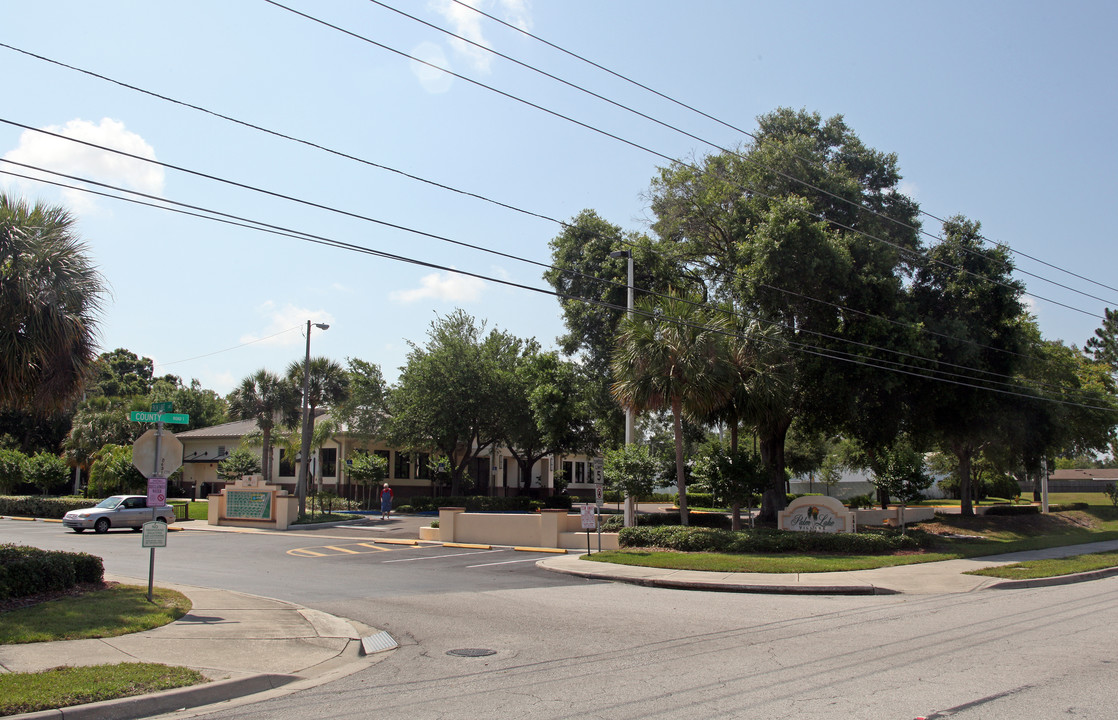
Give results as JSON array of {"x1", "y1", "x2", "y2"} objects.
[
  {"x1": 132, "y1": 408, "x2": 187, "y2": 601},
  {"x1": 580, "y1": 504, "x2": 596, "y2": 555},
  {"x1": 141, "y1": 520, "x2": 168, "y2": 601}
]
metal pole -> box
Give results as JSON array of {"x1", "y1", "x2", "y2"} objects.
[
  {"x1": 624, "y1": 253, "x2": 636, "y2": 528},
  {"x1": 147, "y1": 547, "x2": 156, "y2": 602},
  {"x1": 298, "y1": 321, "x2": 313, "y2": 516},
  {"x1": 152, "y1": 420, "x2": 163, "y2": 522}
]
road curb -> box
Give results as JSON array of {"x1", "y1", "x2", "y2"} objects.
[
  {"x1": 9, "y1": 673, "x2": 298, "y2": 720},
  {"x1": 985, "y1": 564, "x2": 1118, "y2": 590},
  {"x1": 538, "y1": 559, "x2": 897, "y2": 595}
]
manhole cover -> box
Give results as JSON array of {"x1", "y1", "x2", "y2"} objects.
[{"x1": 447, "y1": 648, "x2": 496, "y2": 657}]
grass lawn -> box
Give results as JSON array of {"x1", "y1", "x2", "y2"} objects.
[
  {"x1": 965, "y1": 550, "x2": 1118, "y2": 579},
  {"x1": 587, "y1": 503, "x2": 1118, "y2": 574},
  {"x1": 180, "y1": 500, "x2": 209, "y2": 521},
  {"x1": 0, "y1": 662, "x2": 206, "y2": 717},
  {"x1": 0, "y1": 583, "x2": 204, "y2": 715},
  {"x1": 0, "y1": 584, "x2": 191, "y2": 644}
]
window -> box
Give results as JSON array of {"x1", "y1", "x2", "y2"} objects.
[
  {"x1": 416, "y1": 453, "x2": 430, "y2": 479},
  {"x1": 374, "y1": 450, "x2": 390, "y2": 476},
  {"x1": 320, "y1": 448, "x2": 337, "y2": 478},
  {"x1": 217, "y1": 445, "x2": 226, "y2": 458},
  {"x1": 563, "y1": 460, "x2": 587, "y2": 484},
  {"x1": 394, "y1": 451, "x2": 410, "y2": 480},
  {"x1": 279, "y1": 449, "x2": 294, "y2": 477}
]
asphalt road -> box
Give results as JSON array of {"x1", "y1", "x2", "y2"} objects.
[{"x1": 6, "y1": 519, "x2": 1118, "y2": 719}]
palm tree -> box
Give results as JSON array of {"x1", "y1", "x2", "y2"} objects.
[
  {"x1": 288, "y1": 357, "x2": 350, "y2": 514},
  {"x1": 704, "y1": 318, "x2": 793, "y2": 527},
  {"x1": 611, "y1": 293, "x2": 731, "y2": 525},
  {"x1": 227, "y1": 370, "x2": 298, "y2": 482},
  {"x1": 0, "y1": 192, "x2": 106, "y2": 413}
]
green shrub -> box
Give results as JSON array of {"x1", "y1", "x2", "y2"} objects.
[
  {"x1": 1105, "y1": 483, "x2": 1118, "y2": 508},
  {"x1": 0, "y1": 496, "x2": 95, "y2": 519},
  {"x1": 0, "y1": 545, "x2": 104, "y2": 600},
  {"x1": 24, "y1": 453, "x2": 70, "y2": 495},
  {"x1": 599, "y1": 511, "x2": 732, "y2": 532},
  {"x1": 982, "y1": 505, "x2": 1039, "y2": 516},
  {"x1": 675, "y1": 493, "x2": 713, "y2": 508},
  {"x1": 1050, "y1": 502, "x2": 1090, "y2": 512},
  {"x1": 618, "y1": 525, "x2": 927, "y2": 554},
  {"x1": 985, "y1": 475, "x2": 1022, "y2": 502},
  {"x1": 0, "y1": 449, "x2": 27, "y2": 494},
  {"x1": 395, "y1": 505, "x2": 414, "y2": 514},
  {"x1": 846, "y1": 493, "x2": 875, "y2": 509}
]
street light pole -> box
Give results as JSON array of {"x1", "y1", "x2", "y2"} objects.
[
  {"x1": 610, "y1": 250, "x2": 636, "y2": 527},
  {"x1": 297, "y1": 320, "x2": 330, "y2": 516}
]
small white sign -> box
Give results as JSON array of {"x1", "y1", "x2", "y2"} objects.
[
  {"x1": 141, "y1": 521, "x2": 168, "y2": 548},
  {"x1": 580, "y1": 504, "x2": 597, "y2": 530},
  {"x1": 594, "y1": 483, "x2": 604, "y2": 507}
]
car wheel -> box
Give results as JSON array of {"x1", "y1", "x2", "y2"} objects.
[
  {"x1": 94, "y1": 518, "x2": 110, "y2": 534},
  {"x1": 156, "y1": 517, "x2": 168, "y2": 524},
  {"x1": 73, "y1": 528, "x2": 85, "y2": 533},
  {"x1": 131, "y1": 526, "x2": 142, "y2": 532}
]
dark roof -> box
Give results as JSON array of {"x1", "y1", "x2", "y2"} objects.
[
  {"x1": 1048, "y1": 468, "x2": 1118, "y2": 481},
  {"x1": 174, "y1": 419, "x2": 260, "y2": 439}
]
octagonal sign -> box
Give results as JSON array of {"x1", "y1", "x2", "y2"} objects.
[{"x1": 132, "y1": 429, "x2": 184, "y2": 479}]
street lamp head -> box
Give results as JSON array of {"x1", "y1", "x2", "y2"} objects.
[
  {"x1": 609, "y1": 250, "x2": 631, "y2": 259},
  {"x1": 313, "y1": 323, "x2": 330, "y2": 331}
]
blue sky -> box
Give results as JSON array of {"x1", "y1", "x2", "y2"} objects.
[{"x1": 3, "y1": 0, "x2": 1117, "y2": 396}]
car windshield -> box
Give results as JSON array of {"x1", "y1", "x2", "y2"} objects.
[{"x1": 94, "y1": 497, "x2": 124, "y2": 509}]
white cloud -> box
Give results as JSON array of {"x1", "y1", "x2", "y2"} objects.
[
  {"x1": 390, "y1": 270, "x2": 485, "y2": 304},
  {"x1": 2, "y1": 118, "x2": 163, "y2": 214},
  {"x1": 428, "y1": 0, "x2": 533, "y2": 74},
  {"x1": 410, "y1": 41, "x2": 455, "y2": 94},
  {"x1": 239, "y1": 302, "x2": 335, "y2": 347}
]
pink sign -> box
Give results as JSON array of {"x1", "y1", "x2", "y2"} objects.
[{"x1": 147, "y1": 477, "x2": 168, "y2": 507}]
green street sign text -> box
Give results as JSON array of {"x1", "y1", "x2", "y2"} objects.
[
  {"x1": 130, "y1": 411, "x2": 190, "y2": 425},
  {"x1": 151, "y1": 401, "x2": 174, "y2": 413}
]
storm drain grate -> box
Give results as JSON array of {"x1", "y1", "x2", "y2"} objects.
[
  {"x1": 361, "y1": 631, "x2": 398, "y2": 655},
  {"x1": 447, "y1": 648, "x2": 496, "y2": 657}
]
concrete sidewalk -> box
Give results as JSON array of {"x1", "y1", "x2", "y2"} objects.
[
  {"x1": 538, "y1": 539, "x2": 1118, "y2": 595},
  {"x1": 1, "y1": 574, "x2": 389, "y2": 720}
]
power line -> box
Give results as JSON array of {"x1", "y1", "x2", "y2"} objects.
[
  {"x1": 1, "y1": 42, "x2": 1104, "y2": 368},
  {"x1": 5, "y1": 161, "x2": 1111, "y2": 413},
  {"x1": 448, "y1": 0, "x2": 1118, "y2": 299},
  {"x1": 0, "y1": 130, "x2": 1057, "y2": 398},
  {"x1": 263, "y1": 2, "x2": 1108, "y2": 321}
]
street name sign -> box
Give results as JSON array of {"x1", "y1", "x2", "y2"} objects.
[
  {"x1": 130, "y1": 411, "x2": 190, "y2": 424},
  {"x1": 150, "y1": 401, "x2": 174, "y2": 413}
]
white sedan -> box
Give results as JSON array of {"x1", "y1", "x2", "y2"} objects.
[{"x1": 63, "y1": 495, "x2": 175, "y2": 533}]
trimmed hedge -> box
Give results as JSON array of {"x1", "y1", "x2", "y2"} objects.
[
  {"x1": 618, "y1": 525, "x2": 928, "y2": 554},
  {"x1": 982, "y1": 505, "x2": 1040, "y2": 516},
  {"x1": 405, "y1": 495, "x2": 573, "y2": 512},
  {"x1": 1050, "y1": 502, "x2": 1090, "y2": 512},
  {"x1": 600, "y1": 511, "x2": 733, "y2": 532},
  {"x1": 0, "y1": 496, "x2": 95, "y2": 519},
  {"x1": 0, "y1": 544, "x2": 104, "y2": 600}
]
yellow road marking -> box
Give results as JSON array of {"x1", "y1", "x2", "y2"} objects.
[
  {"x1": 513, "y1": 546, "x2": 568, "y2": 554},
  {"x1": 355, "y1": 543, "x2": 388, "y2": 551},
  {"x1": 288, "y1": 548, "x2": 327, "y2": 557},
  {"x1": 324, "y1": 545, "x2": 361, "y2": 554},
  {"x1": 373, "y1": 538, "x2": 418, "y2": 545}
]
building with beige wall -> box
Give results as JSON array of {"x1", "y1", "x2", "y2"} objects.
[{"x1": 174, "y1": 415, "x2": 599, "y2": 501}]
